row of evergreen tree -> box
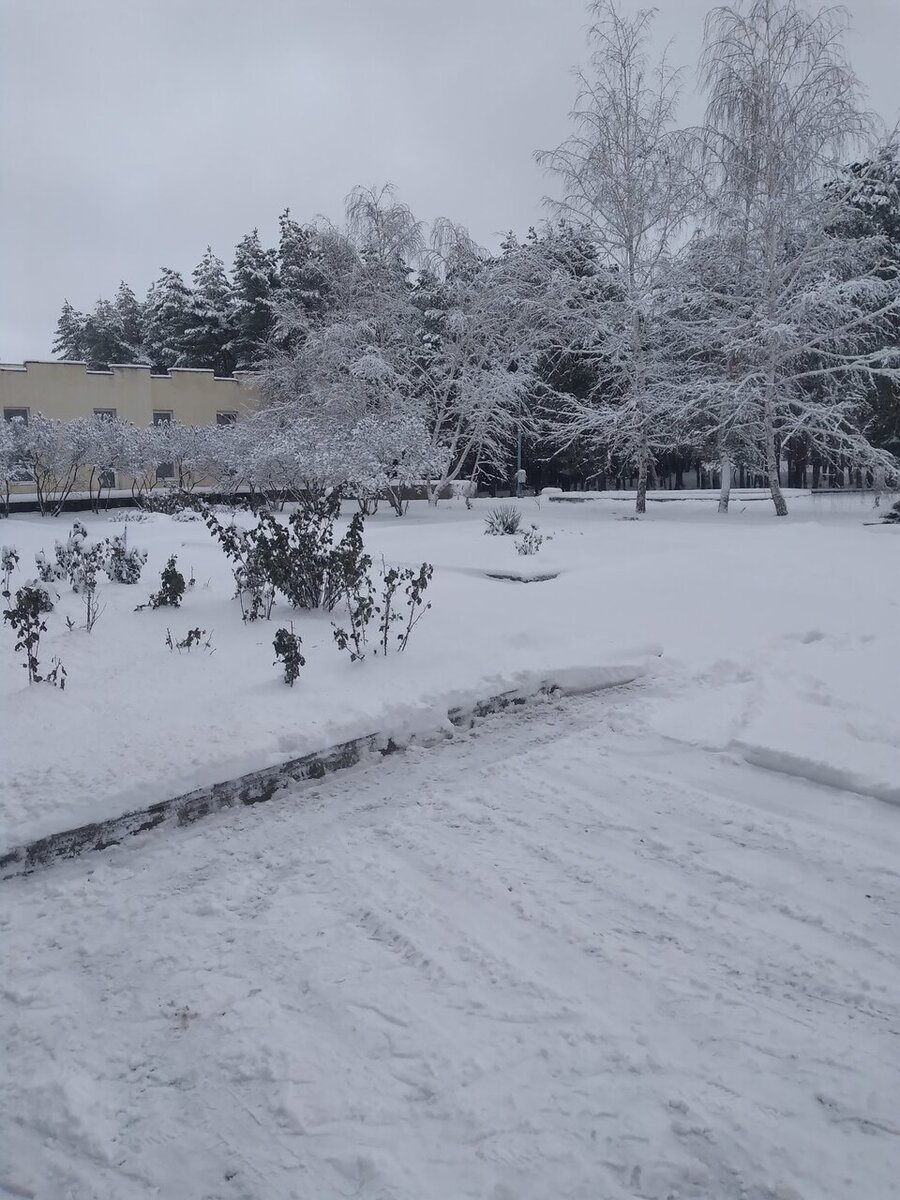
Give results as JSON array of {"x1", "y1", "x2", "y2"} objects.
[{"x1": 52, "y1": 212, "x2": 327, "y2": 376}]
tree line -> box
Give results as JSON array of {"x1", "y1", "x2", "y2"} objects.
[
  {"x1": 51, "y1": 213, "x2": 323, "y2": 377},
  {"x1": 48, "y1": 0, "x2": 900, "y2": 516}
]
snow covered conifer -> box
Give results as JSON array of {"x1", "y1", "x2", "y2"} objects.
[
  {"x1": 231, "y1": 229, "x2": 278, "y2": 369},
  {"x1": 277, "y1": 209, "x2": 328, "y2": 327},
  {"x1": 182, "y1": 247, "x2": 236, "y2": 376},
  {"x1": 114, "y1": 282, "x2": 145, "y2": 359},
  {"x1": 143, "y1": 268, "x2": 192, "y2": 374},
  {"x1": 52, "y1": 300, "x2": 86, "y2": 361},
  {"x1": 81, "y1": 299, "x2": 134, "y2": 370}
]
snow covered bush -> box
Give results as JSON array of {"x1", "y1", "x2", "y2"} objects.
[
  {"x1": 330, "y1": 517, "x2": 375, "y2": 661},
  {"x1": 68, "y1": 542, "x2": 107, "y2": 631},
  {"x1": 201, "y1": 509, "x2": 276, "y2": 622},
  {"x1": 273, "y1": 625, "x2": 305, "y2": 686},
  {"x1": 515, "y1": 526, "x2": 549, "y2": 556},
  {"x1": 138, "y1": 556, "x2": 185, "y2": 610},
  {"x1": 165, "y1": 627, "x2": 214, "y2": 654},
  {"x1": 332, "y1": 556, "x2": 433, "y2": 661},
  {"x1": 104, "y1": 530, "x2": 147, "y2": 584},
  {"x1": 35, "y1": 520, "x2": 85, "y2": 587},
  {"x1": 204, "y1": 493, "x2": 368, "y2": 614},
  {"x1": 10, "y1": 413, "x2": 88, "y2": 517},
  {"x1": 34, "y1": 521, "x2": 107, "y2": 595},
  {"x1": 2, "y1": 581, "x2": 59, "y2": 684},
  {"x1": 1, "y1": 545, "x2": 19, "y2": 596},
  {"x1": 484, "y1": 506, "x2": 522, "y2": 536},
  {"x1": 376, "y1": 562, "x2": 433, "y2": 655},
  {"x1": 139, "y1": 490, "x2": 202, "y2": 516}
]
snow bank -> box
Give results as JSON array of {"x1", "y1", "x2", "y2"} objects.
[
  {"x1": 1, "y1": 657, "x2": 659, "y2": 877},
  {"x1": 2, "y1": 495, "x2": 898, "y2": 846}
]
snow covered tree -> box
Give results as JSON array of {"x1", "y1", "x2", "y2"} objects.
[
  {"x1": 261, "y1": 187, "x2": 435, "y2": 504},
  {"x1": 536, "y1": 1, "x2": 698, "y2": 513},
  {"x1": 231, "y1": 229, "x2": 278, "y2": 369},
  {"x1": 114, "y1": 282, "x2": 144, "y2": 359},
  {"x1": 276, "y1": 209, "x2": 329, "y2": 331},
  {"x1": 143, "y1": 268, "x2": 192, "y2": 374},
  {"x1": 12, "y1": 413, "x2": 87, "y2": 516},
  {"x1": 830, "y1": 143, "x2": 900, "y2": 461},
  {"x1": 52, "y1": 300, "x2": 86, "y2": 361},
  {"x1": 696, "y1": 0, "x2": 897, "y2": 514},
  {"x1": 81, "y1": 299, "x2": 134, "y2": 370},
  {"x1": 414, "y1": 222, "x2": 562, "y2": 502},
  {"x1": 53, "y1": 286, "x2": 143, "y2": 369},
  {"x1": 182, "y1": 247, "x2": 236, "y2": 376}
]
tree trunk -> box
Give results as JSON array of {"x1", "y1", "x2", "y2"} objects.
[
  {"x1": 718, "y1": 452, "x2": 732, "y2": 514},
  {"x1": 764, "y1": 388, "x2": 788, "y2": 516},
  {"x1": 636, "y1": 452, "x2": 649, "y2": 515}
]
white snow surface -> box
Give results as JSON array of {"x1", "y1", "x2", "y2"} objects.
[
  {"x1": 2, "y1": 689, "x2": 899, "y2": 1199},
  {"x1": 2, "y1": 493, "x2": 899, "y2": 845},
  {"x1": 2, "y1": 494, "x2": 900, "y2": 1198}
]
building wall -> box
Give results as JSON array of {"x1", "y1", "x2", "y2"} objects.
[
  {"x1": 0, "y1": 361, "x2": 263, "y2": 497},
  {"x1": 0, "y1": 360, "x2": 261, "y2": 427}
]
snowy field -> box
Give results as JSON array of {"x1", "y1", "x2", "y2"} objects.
[
  {"x1": 1, "y1": 490, "x2": 899, "y2": 847},
  {"x1": 2, "y1": 688, "x2": 899, "y2": 1199},
  {"x1": 2, "y1": 492, "x2": 900, "y2": 1198}
]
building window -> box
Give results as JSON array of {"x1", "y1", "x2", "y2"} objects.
[
  {"x1": 94, "y1": 407, "x2": 116, "y2": 421},
  {"x1": 4, "y1": 407, "x2": 29, "y2": 424},
  {"x1": 216, "y1": 411, "x2": 237, "y2": 426},
  {"x1": 152, "y1": 411, "x2": 175, "y2": 481}
]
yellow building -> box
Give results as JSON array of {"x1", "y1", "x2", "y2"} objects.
[
  {"x1": 0, "y1": 360, "x2": 260, "y2": 428},
  {"x1": 1, "y1": 360, "x2": 262, "y2": 498}
]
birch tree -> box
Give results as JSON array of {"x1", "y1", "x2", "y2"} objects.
[
  {"x1": 698, "y1": 0, "x2": 898, "y2": 514},
  {"x1": 536, "y1": 0, "x2": 697, "y2": 513}
]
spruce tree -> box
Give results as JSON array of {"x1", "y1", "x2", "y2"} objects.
[
  {"x1": 143, "y1": 268, "x2": 192, "y2": 374},
  {"x1": 834, "y1": 144, "x2": 900, "y2": 458},
  {"x1": 114, "y1": 282, "x2": 145, "y2": 359},
  {"x1": 231, "y1": 229, "x2": 278, "y2": 369},
  {"x1": 182, "y1": 247, "x2": 236, "y2": 376},
  {"x1": 81, "y1": 298, "x2": 133, "y2": 369},
  {"x1": 277, "y1": 209, "x2": 328, "y2": 322},
  {"x1": 52, "y1": 300, "x2": 86, "y2": 361}
]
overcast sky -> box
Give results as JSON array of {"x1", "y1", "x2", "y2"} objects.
[{"x1": 1, "y1": 0, "x2": 898, "y2": 363}]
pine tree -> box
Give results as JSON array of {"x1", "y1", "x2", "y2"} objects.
[
  {"x1": 231, "y1": 229, "x2": 278, "y2": 369},
  {"x1": 182, "y1": 247, "x2": 236, "y2": 376},
  {"x1": 143, "y1": 268, "x2": 192, "y2": 374},
  {"x1": 52, "y1": 300, "x2": 86, "y2": 361}
]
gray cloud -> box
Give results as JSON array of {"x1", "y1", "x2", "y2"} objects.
[{"x1": 1, "y1": 0, "x2": 897, "y2": 362}]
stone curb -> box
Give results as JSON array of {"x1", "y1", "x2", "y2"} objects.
[{"x1": 0, "y1": 670, "x2": 644, "y2": 881}]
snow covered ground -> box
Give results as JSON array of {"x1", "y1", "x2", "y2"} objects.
[
  {"x1": 2, "y1": 688, "x2": 899, "y2": 1200},
  {"x1": 1, "y1": 491, "x2": 899, "y2": 846},
  {"x1": 2, "y1": 492, "x2": 900, "y2": 1198}
]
